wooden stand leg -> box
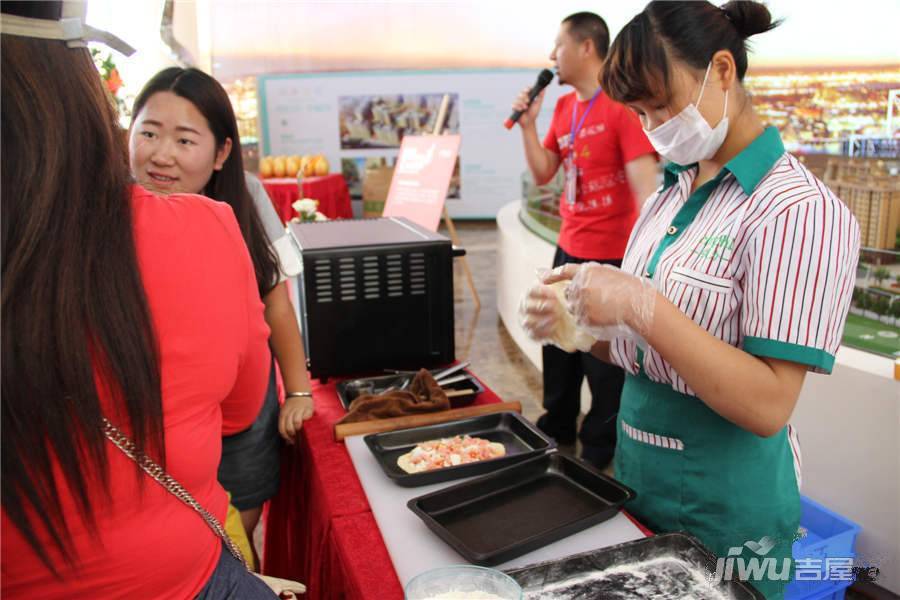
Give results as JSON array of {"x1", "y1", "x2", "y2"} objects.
[
  {"x1": 433, "y1": 94, "x2": 480, "y2": 310},
  {"x1": 443, "y1": 206, "x2": 481, "y2": 310}
]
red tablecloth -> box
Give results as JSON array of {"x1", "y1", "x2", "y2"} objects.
[
  {"x1": 261, "y1": 174, "x2": 353, "y2": 223},
  {"x1": 262, "y1": 376, "x2": 650, "y2": 600},
  {"x1": 263, "y1": 377, "x2": 501, "y2": 599}
]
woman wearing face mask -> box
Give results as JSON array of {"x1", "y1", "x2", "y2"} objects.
[
  {"x1": 129, "y1": 68, "x2": 314, "y2": 551},
  {"x1": 522, "y1": 2, "x2": 859, "y2": 597}
]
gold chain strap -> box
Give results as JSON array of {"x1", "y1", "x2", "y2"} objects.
[{"x1": 101, "y1": 417, "x2": 249, "y2": 570}]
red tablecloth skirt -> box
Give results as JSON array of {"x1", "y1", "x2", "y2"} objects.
[
  {"x1": 262, "y1": 378, "x2": 500, "y2": 600},
  {"x1": 262, "y1": 376, "x2": 651, "y2": 600},
  {"x1": 261, "y1": 174, "x2": 353, "y2": 223}
]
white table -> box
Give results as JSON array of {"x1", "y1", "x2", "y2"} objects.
[{"x1": 345, "y1": 435, "x2": 646, "y2": 587}]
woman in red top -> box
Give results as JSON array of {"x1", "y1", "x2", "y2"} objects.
[
  {"x1": 1, "y1": 3, "x2": 276, "y2": 598},
  {"x1": 128, "y1": 67, "x2": 315, "y2": 547}
]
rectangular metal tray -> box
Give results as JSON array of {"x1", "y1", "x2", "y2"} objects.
[
  {"x1": 364, "y1": 412, "x2": 555, "y2": 487},
  {"x1": 505, "y1": 532, "x2": 764, "y2": 599},
  {"x1": 336, "y1": 370, "x2": 484, "y2": 411},
  {"x1": 407, "y1": 452, "x2": 635, "y2": 565}
]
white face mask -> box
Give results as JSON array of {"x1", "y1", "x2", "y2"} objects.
[{"x1": 643, "y1": 62, "x2": 729, "y2": 165}]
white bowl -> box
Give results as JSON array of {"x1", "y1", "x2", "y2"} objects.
[{"x1": 404, "y1": 565, "x2": 523, "y2": 600}]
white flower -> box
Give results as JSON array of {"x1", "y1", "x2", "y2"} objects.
[
  {"x1": 314, "y1": 211, "x2": 328, "y2": 222},
  {"x1": 292, "y1": 198, "x2": 319, "y2": 217}
]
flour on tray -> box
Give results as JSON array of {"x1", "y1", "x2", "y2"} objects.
[
  {"x1": 527, "y1": 556, "x2": 730, "y2": 600},
  {"x1": 422, "y1": 592, "x2": 510, "y2": 600}
]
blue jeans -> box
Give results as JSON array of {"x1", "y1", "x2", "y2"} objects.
[
  {"x1": 219, "y1": 358, "x2": 282, "y2": 510},
  {"x1": 195, "y1": 544, "x2": 278, "y2": 599}
]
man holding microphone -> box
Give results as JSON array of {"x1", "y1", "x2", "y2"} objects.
[{"x1": 511, "y1": 12, "x2": 658, "y2": 469}]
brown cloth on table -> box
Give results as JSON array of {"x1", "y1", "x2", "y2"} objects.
[{"x1": 337, "y1": 369, "x2": 450, "y2": 425}]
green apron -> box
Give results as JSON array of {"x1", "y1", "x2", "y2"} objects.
[{"x1": 615, "y1": 373, "x2": 800, "y2": 599}]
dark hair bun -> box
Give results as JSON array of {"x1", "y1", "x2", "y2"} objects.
[{"x1": 721, "y1": 1, "x2": 779, "y2": 38}]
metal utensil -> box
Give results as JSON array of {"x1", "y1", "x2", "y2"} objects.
[
  {"x1": 436, "y1": 374, "x2": 469, "y2": 387},
  {"x1": 432, "y1": 361, "x2": 471, "y2": 383},
  {"x1": 382, "y1": 377, "x2": 413, "y2": 394}
]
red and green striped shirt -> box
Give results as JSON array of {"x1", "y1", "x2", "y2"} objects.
[{"x1": 611, "y1": 127, "x2": 860, "y2": 396}]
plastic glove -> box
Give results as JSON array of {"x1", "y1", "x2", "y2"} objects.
[
  {"x1": 518, "y1": 281, "x2": 560, "y2": 344},
  {"x1": 546, "y1": 281, "x2": 596, "y2": 352},
  {"x1": 542, "y1": 262, "x2": 656, "y2": 342},
  {"x1": 519, "y1": 272, "x2": 596, "y2": 352}
]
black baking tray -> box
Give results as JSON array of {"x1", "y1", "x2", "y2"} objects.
[
  {"x1": 407, "y1": 452, "x2": 635, "y2": 566},
  {"x1": 505, "y1": 532, "x2": 764, "y2": 599},
  {"x1": 336, "y1": 370, "x2": 484, "y2": 410},
  {"x1": 364, "y1": 412, "x2": 555, "y2": 487}
]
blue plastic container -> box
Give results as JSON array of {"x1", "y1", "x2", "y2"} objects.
[
  {"x1": 785, "y1": 496, "x2": 861, "y2": 600},
  {"x1": 795, "y1": 580, "x2": 853, "y2": 600}
]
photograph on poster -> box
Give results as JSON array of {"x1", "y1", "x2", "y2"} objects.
[
  {"x1": 342, "y1": 156, "x2": 393, "y2": 199},
  {"x1": 338, "y1": 93, "x2": 460, "y2": 149},
  {"x1": 342, "y1": 155, "x2": 461, "y2": 200}
]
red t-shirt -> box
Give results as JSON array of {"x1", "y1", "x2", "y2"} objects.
[
  {"x1": 1, "y1": 186, "x2": 271, "y2": 599},
  {"x1": 543, "y1": 90, "x2": 655, "y2": 260}
]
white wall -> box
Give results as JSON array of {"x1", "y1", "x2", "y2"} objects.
[
  {"x1": 791, "y1": 351, "x2": 900, "y2": 594},
  {"x1": 86, "y1": 0, "x2": 213, "y2": 120},
  {"x1": 496, "y1": 201, "x2": 554, "y2": 371},
  {"x1": 86, "y1": 0, "x2": 173, "y2": 96}
]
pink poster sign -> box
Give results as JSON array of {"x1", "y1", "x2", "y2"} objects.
[{"x1": 382, "y1": 134, "x2": 461, "y2": 231}]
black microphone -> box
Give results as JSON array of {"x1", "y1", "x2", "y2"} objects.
[{"x1": 505, "y1": 69, "x2": 555, "y2": 130}]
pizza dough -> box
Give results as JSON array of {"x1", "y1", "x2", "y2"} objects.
[
  {"x1": 547, "y1": 281, "x2": 596, "y2": 353},
  {"x1": 397, "y1": 435, "x2": 506, "y2": 474}
]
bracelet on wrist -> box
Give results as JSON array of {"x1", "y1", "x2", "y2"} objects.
[{"x1": 286, "y1": 391, "x2": 313, "y2": 399}]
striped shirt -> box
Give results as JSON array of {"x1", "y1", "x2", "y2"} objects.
[{"x1": 610, "y1": 127, "x2": 860, "y2": 397}]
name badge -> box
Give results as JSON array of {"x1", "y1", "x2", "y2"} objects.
[{"x1": 564, "y1": 155, "x2": 577, "y2": 206}]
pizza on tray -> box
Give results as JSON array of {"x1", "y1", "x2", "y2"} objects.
[{"x1": 397, "y1": 435, "x2": 506, "y2": 474}]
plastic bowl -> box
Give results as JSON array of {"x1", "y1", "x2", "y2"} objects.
[{"x1": 404, "y1": 565, "x2": 522, "y2": 600}]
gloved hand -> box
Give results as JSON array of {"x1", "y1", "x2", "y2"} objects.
[
  {"x1": 519, "y1": 280, "x2": 560, "y2": 345},
  {"x1": 541, "y1": 262, "x2": 657, "y2": 342},
  {"x1": 519, "y1": 270, "x2": 595, "y2": 352}
]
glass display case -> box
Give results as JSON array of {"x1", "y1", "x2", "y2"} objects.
[{"x1": 519, "y1": 170, "x2": 564, "y2": 245}]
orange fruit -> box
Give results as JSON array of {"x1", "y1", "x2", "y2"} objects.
[
  {"x1": 314, "y1": 155, "x2": 329, "y2": 176},
  {"x1": 259, "y1": 157, "x2": 273, "y2": 178}
]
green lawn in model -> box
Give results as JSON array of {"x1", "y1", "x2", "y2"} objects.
[{"x1": 842, "y1": 313, "x2": 900, "y2": 357}]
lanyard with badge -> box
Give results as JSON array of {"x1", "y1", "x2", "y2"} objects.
[{"x1": 565, "y1": 88, "x2": 601, "y2": 206}]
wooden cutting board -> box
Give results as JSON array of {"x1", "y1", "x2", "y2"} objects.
[{"x1": 333, "y1": 401, "x2": 522, "y2": 441}]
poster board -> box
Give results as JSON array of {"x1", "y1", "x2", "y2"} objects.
[
  {"x1": 382, "y1": 134, "x2": 461, "y2": 231},
  {"x1": 257, "y1": 69, "x2": 566, "y2": 219}
]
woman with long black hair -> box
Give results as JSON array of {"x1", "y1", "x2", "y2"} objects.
[{"x1": 1, "y1": 2, "x2": 279, "y2": 597}]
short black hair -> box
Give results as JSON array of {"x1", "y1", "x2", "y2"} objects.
[
  {"x1": 602, "y1": 1, "x2": 779, "y2": 104},
  {"x1": 562, "y1": 12, "x2": 610, "y2": 59}
]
